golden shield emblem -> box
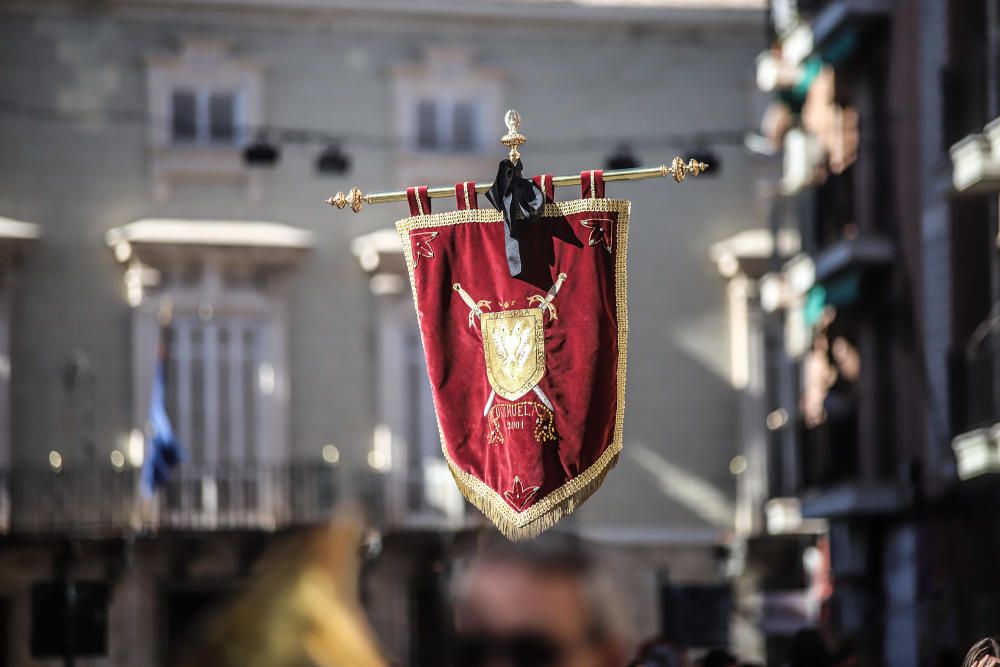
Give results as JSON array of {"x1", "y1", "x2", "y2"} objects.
[{"x1": 481, "y1": 308, "x2": 546, "y2": 401}]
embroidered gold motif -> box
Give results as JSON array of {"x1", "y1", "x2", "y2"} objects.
[
  {"x1": 453, "y1": 283, "x2": 491, "y2": 328},
  {"x1": 527, "y1": 272, "x2": 567, "y2": 320},
  {"x1": 487, "y1": 400, "x2": 557, "y2": 446},
  {"x1": 482, "y1": 309, "x2": 545, "y2": 401},
  {"x1": 504, "y1": 476, "x2": 539, "y2": 511},
  {"x1": 580, "y1": 218, "x2": 613, "y2": 253},
  {"x1": 411, "y1": 231, "x2": 438, "y2": 266}
]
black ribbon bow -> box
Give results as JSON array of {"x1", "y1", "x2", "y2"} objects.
[{"x1": 485, "y1": 158, "x2": 545, "y2": 278}]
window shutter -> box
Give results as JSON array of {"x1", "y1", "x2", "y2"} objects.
[{"x1": 170, "y1": 90, "x2": 198, "y2": 143}]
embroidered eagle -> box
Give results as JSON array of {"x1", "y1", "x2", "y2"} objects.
[{"x1": 492, "y1": 319, "x2": 533, "y2": 382}]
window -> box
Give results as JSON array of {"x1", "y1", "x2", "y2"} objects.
[
  {"x1": 164, "y1": 313, "x2": 264, "y2": 465},
  {"x1": 171, "y1": 90, "x2": 197, "y2": 142},
  {"x1": 411, "y1": 98, "x2": 480, "y2": 153},
  {"x1": 391, "y1": 49, "x2": 504, "y2": 176},
  {"x1": 403, "y1": 324, "x2": 442, "y2": 512},
  {"x1": 31, "y1": 583, "x2": 108, "y2": 659},
  {"x1": 0, "y1": 218, "x2": 39, "y2": 471},
  {"x1": 416, "y1": 100, "x2": 439, "y2": 150},
  {"x1": 145, "y1": 41, "x2": 264, "y2": 199},
  {"x1": 169, "y1": 89, "x2": 241, "y2": 146},
  {"x1": 370, "y1": 293, "x2": 465, "y2": 525},
  {"x1": 453, "y1": 101, "x2": 477, "y2": 151},
  {"x1": 208, "y1": 92, "x2": 236, "y2": 143},
  {"x1": 161, "y1": 310, "x2": 270, "y2": 518}
]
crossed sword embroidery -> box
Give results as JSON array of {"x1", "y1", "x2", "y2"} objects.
[{"x1": 453, "y1": 273, "x2": 567, "y2": 417}]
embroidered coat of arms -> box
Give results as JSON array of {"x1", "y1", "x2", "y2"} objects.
[{"x1": 395, "y1": 173, "x2": 629, "y2": 539}]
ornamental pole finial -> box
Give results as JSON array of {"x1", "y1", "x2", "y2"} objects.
[
  {"x1": 664, "y1": 156, "x2": 710, "y2": 183},
  {"x1": 501, "y1": 109, "x2": 526, "y2": 164},
  {"x1": 326, "y1": 187, "x2": 365, "y2": 212}
]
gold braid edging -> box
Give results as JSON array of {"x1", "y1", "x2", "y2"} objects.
[
  {"x1": 449, "y1": 448, "x2": 621, "y2": 541},
  {"x1": 396, "y1": 198, "x2": 630, "y2": 541}
]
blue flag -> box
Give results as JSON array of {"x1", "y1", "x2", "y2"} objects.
[{"x1": 141, "y1": 328, "x2": 183, "y2": 497}]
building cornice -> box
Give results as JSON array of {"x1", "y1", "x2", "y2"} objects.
[{"x1": 5, "y1": 0, "x2": 765, "y2": 28}]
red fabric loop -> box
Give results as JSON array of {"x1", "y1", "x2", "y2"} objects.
[
  {"x1": 406, "y1": 186, "x2": 432, "y2": 216},
  {"x1": 532, "y1": 174, "x2": 556, "y2": 203},
  {"x1": 580, "y1": 170, "x2": 605, "y2": 199},
  {"x1": 455, "y1": 181, "x2": 479, "y2": 210}
]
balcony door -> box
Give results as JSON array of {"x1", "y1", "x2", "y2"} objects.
[{"x1": 131, "y1": 260, "x2": 291, "y2": 530}]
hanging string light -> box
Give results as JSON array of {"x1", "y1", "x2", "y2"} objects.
[
  {"x1": 0, "y1": 96, "x2": 748, "y2": 177},
  {"x1": 243, "y1": 132, "x2": 281, "y2": 167},
  {"x1": 315, "y1": 143, "x2": 351, "y2": 175},
  {"x1": 604, "y1": 144, "x2": 641, "y2": 170}
]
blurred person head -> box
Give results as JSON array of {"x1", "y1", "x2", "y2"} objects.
[
  {"x1": 631, "y1": 637, "x2": 686, "y2": 667},
  {"x1": 962, "y1": 638, "x2": 1000, "y2": 667},
  {"x1": 786, "y1": 628, "x2": 832, "y2": 667},
  {"x1": 451, "y1": 532, "x2": 628, "y2": 667},
  {"x1": 700, "y1": 648, "x2": 737, "y2": 667}
]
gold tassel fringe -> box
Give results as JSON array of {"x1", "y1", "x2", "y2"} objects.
[{"x1": 448, "y1": 451, "x2": 621, "y2": 542}]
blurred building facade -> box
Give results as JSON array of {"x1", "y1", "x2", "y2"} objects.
[
  {"x1": 0, "y1": 1, "x2": 766, "y2": 665},
  {"x1": 721, "y1": 1, "x2": 1000, "y2": 666}
]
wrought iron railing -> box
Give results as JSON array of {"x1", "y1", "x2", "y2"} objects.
[{"x1": 4, "y1": 462, "x2": 341, "y2": 535}]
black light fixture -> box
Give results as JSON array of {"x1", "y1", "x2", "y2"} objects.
[
  {"x1": 315, "y1": 143, "x2": 351, "y2": 175},
  {"x1": 243, "y1": 133, "x2": 281, "y2": 168},
  {"x1": 605, "y1": 144, "x2": 640, "y2": 170},
  {"x1": 686, "y1": 148, "x2": 719, "y2": 176}
]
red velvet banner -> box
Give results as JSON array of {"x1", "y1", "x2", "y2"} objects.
[{"x1": 396, "y1": 177, "x2": 629, "y2": 539}]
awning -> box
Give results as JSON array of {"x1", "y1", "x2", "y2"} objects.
[
  {"x1": 0, "y1": 215, "x2": 41, "y2": 261},
  {"x1": 349, "y1": 228, "x2": 404, "y2": 272},
  {"x1": 105, "y1": 218, "x2": 313, "y2": 266},
  {"x1": 709, "y1": 228, "x2": 801, "y2": 280},
  {"x1": 350, "y1": 229, "x2": 408, "y2": 295},
  {"x1": 0, "y1": 216, "x2": 41, "y2": 242}
]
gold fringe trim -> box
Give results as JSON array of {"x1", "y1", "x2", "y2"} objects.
[
  {"x1": 450, "y1": 450, "x2": 622, "y2": 542},
  {"x1": 396, "y1": 198, "x2": 631, "y2": 540},
  {"x1": 445, "y1": 441, "x2": 622, "y2": 541}
]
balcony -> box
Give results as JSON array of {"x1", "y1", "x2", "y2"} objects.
[
  {"x1": 785, "y1": 405, "x2": 904, "y2": 518},
  {"x1": 951, "y1": 118, "x2": 1000, "y2": 194},
  {"x1": 811, "y1": 234, "x2": 893, "y2": 285},
  {"x1": 2, "y1": 462, "x2": 340, "y2": 536},
  {"x1": 0, "y1": 457, "x2": 468, "y2": 536},
  {"x1": 951, "y1": 329, "x2": 1000, "y2": 479}
]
